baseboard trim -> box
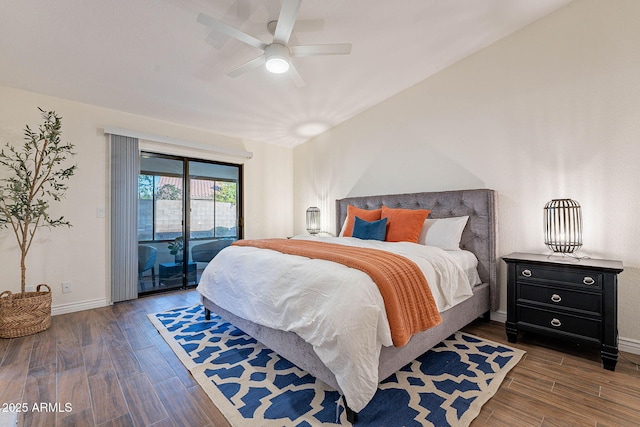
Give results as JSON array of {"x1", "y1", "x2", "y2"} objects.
[
  {"x1": 619, "y1": 336, "x2": 640, "y2": 356},
  {"x1": 490, "y1": 310, "x2": 506, "y2": 323},
  {"x1": 52, "y1": 298, "x2": 110, "y2": 316}
]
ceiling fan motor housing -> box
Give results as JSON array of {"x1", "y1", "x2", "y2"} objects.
[{"x1": 265, "y1": 43, "x2": 290, "y2": 73}]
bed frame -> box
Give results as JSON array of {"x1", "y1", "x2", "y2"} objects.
[{"x1": 202, "y1": 188, "x2": 497, "y2": 422}]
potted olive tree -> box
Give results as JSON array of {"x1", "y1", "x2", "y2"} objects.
[{"x1": 0, "y1": 108, "x2": 77, "y2": 338}]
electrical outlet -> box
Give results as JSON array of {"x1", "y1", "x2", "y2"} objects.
[
  {"x1": 62, "y1": 281, "x2": 72, "y2": 293},
  {"x1": 25, "y1": 285, "x2": 35, "y2": 292}
]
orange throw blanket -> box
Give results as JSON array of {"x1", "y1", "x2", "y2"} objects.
[{"x1": 232, "y1": 239, "x2": 442, "y2": 346}]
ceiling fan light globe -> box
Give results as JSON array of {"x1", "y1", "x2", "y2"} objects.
[
  {"x1": 264, "y1": 43, "x2": 290, "y2": 74},
  {"x1": 266, "y1": 57, "x2": 290, "y2": 74}
]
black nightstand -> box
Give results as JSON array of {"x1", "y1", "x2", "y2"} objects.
[{"x1": 503, "y1": 252, "x2": 623, "y2": 370}]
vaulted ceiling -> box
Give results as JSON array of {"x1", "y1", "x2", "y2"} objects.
[{"x1": 0, "y1": 0, "x2": 571, "y2": 147}]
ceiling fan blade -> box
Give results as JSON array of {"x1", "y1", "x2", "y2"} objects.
[
  {"x1": 273, "y1": 0, "x2": 302, "y2": 45},
  {"x1": 204, "y1": 1, "x2": 260, "y2": 49},
  {"x1": 290, "y1": 43, "x2": 352, "y2": 57},
  {"x1": 267, "y1": 17, "x2": 323, "y2": 37},
  {"x1": 288, "y1": 62, "x2": 306, "y2": 88},
  {"x1": 197, "y1": 12, "x2": 267, "y2": 51},
  {"x1": 227, "y1": 55, "x2": 265, "y2": 77}
]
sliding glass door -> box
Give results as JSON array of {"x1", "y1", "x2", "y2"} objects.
[
  {"x1": 137, "y1": 153, "x2": 242, "y2": 295},
  {"x1": 188, "y1": 160, "x2": 240, "y2": 277}
]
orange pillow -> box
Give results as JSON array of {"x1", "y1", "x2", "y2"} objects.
[
  {"x1": 381, "y1": 206, "x2": 431, "y2": 243},
  {"x1": 342, "y1": 205, "x2": 382, "y2": 237}
]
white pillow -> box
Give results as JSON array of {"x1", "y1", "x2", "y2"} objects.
[
  {"x1": 418, "y1": 216, "x2": 469, "y2": 250},
  {"x1": 338, "y1": 218, "x2": 347, "y2": 237}
]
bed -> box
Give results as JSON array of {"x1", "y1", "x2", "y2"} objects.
[{"x1": 197, "y1": 188, "x2": 497, "y2": 422}]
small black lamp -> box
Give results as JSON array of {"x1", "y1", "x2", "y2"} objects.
[
  {"x1": 306, "y1": 207, "x2": 321, "y2": 235},
  {"x1": 544, "y1": 199, "x2": 582, "y2": 254}
]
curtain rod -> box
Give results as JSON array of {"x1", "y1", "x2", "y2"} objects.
[{"x1": 103, "y1": 126, "x2": 253, "y2": 159}]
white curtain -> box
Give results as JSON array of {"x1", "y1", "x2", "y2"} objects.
[{"x1": 110, "y1": 135, "x2": 139, "y2": 302}]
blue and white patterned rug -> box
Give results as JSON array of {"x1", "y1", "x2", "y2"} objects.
[{"x1": 148, "y1": 305, "x2": 524, "y2": 426}]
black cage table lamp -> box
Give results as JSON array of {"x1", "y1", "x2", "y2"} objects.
[
  {"x1": 306, "y1": 207, "x2": 321, "y2": 235},
  {"x1": 544, "y1": 198, "x2": 582, "y2": 254}
]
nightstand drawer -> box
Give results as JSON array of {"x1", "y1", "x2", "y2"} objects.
[
  {"x1": 518, "y1": 283, "x2": 602, "y2": 315},
  {"x1": 517, "y1": 306, "x2": 601, "y2": 340},
  {"x1": 516, "y1": 264, "x2": 602, "y2": 289}
]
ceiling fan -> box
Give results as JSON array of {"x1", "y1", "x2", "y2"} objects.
[{"x1": 197, "y1": 0, "x2": 352, "y2": 87}]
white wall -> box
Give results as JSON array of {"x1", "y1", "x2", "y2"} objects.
[
  {"x1": 242, "y1": 139, "x2": 294, "y2": 239},
  {"x1": 0, "y1": 85, "x2": 293, "y2": 313},
  {"x1": 293, "y1": 0, "x2": 640, "y2": 348}
]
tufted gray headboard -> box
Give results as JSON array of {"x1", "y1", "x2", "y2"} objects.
[{"x1": 336, "y1": 189, "x2": 498, "y2": 311}]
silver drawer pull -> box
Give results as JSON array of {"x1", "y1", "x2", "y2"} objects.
[
  {"x1": 521, "y1": 269, "x2": 532, "y2": 277},
  {"x1": 583, "y1": 276, "x2": 595, "y2": 285},
  {"x1": 550, "y1": 318, "x2": 562, "y2": 327},
  {"x1": 551, "y1": 294, "x2": 562, "y2": 303}
]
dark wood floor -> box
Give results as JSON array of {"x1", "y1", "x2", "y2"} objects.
[
  {"x1": 464, "y1": 320, "x2": 640, "y2": 426},
  {"x1": 1, "y1": 289, "x2": 639, "y2": 426}
]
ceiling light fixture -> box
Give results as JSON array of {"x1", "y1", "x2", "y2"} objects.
[
  {"x1": 295, "y1": 122, "x2": 329, "y2": 138},
  {"x1": 265, "y1": 43, "x2": 290, "y2": 74}
]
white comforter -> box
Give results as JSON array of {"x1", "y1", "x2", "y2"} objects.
[{"x1": 197, "y1": 236, "x2": 473, "y2": 412}]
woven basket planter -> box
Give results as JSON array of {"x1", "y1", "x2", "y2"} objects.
[{"x1": 0, "y1": 284, "x2": 52, "y2": 338}]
